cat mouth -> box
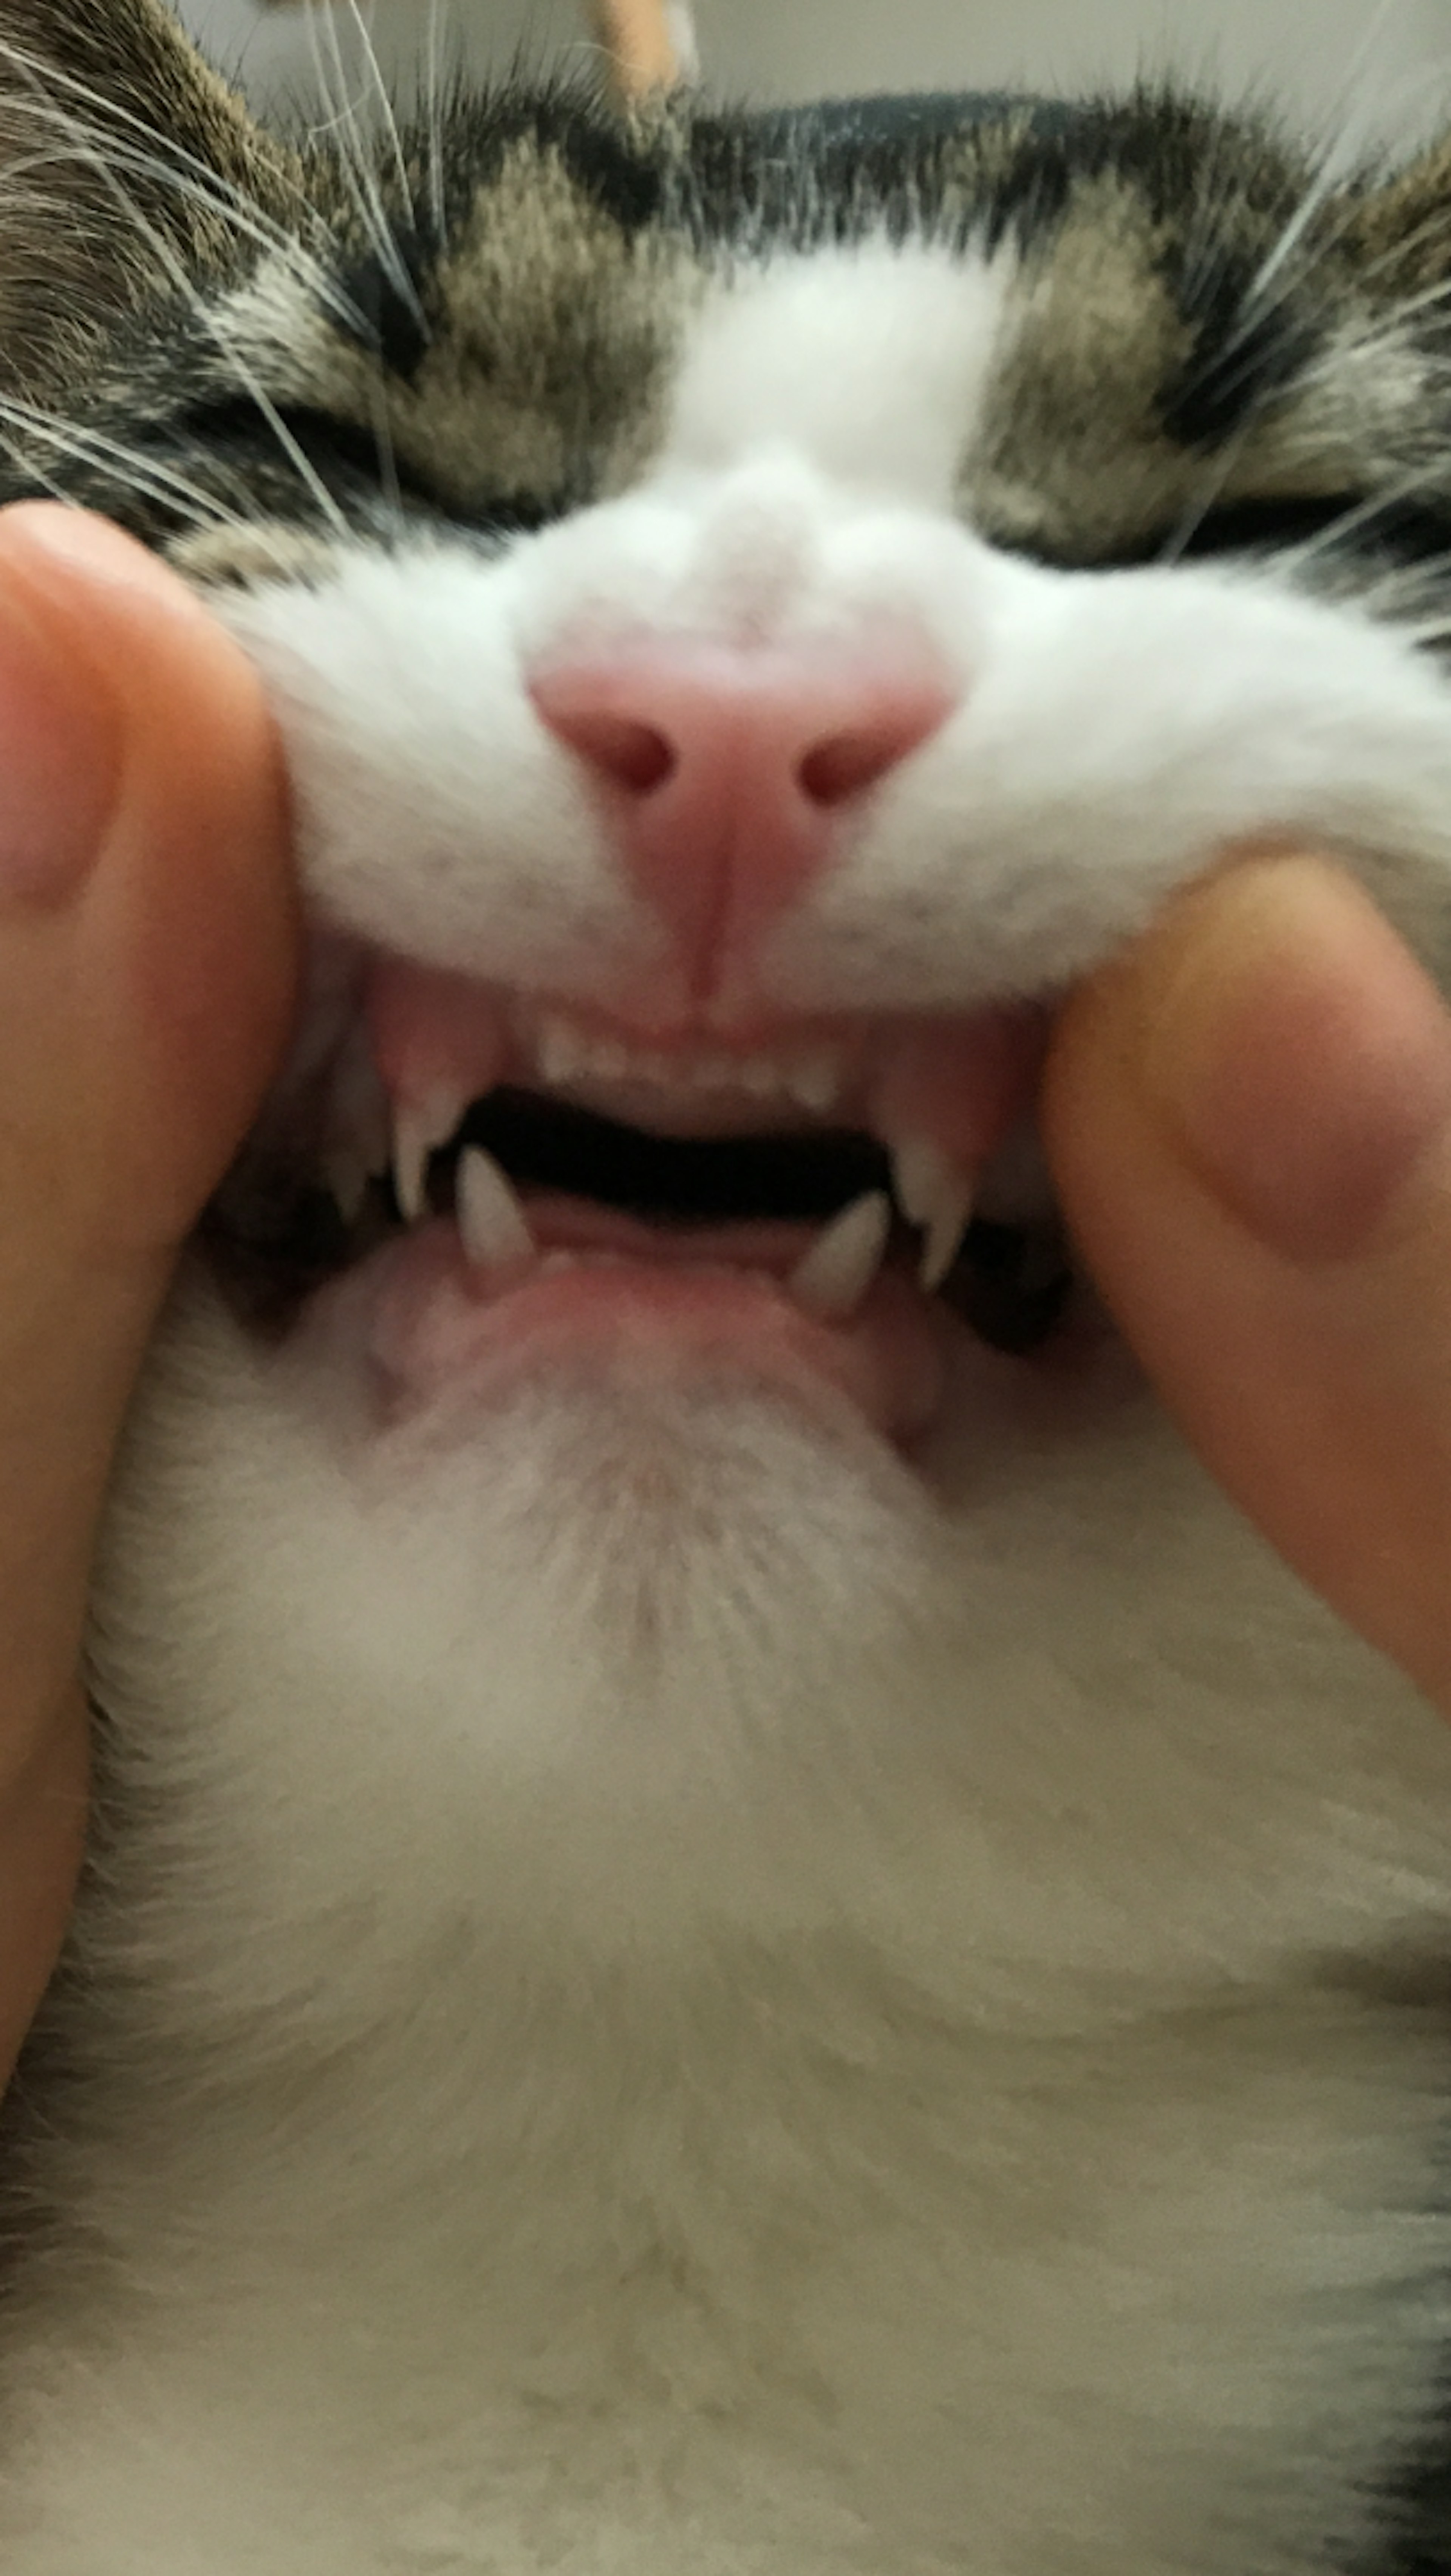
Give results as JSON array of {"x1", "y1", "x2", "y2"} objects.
[{"x1": 203, "y1": 950, "x2": 1077, "y2": 1434}]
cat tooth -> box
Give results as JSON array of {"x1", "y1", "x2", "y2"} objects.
[
  {"x1": 456, "y1": 1148, "x2": 535, "y2": 1271},
  {"x1": 889, "y1": 1136, "x2": 945, "y2": 1228},
  {"x1": 536, "y1": 1013, "x2": 587, "y2": 1092},
  {"x1": 587, "y1": 1037, "x2": 630, "y2": 1083},
  {"x1": 392, "y1": 1087, "x2": 464, "y2": 1224},
  {"x1": 889, "y1": 1138, "x2": 974, "y2": 1290},
  {"x1": 788, "y1": 1191, "x2": 892, "y2": 1319},
  {"x1": 788, "y1": 1054, "x2": 843, "y2": 1117},
  {"x1": 920, "y1": 1194, "x2": 974, "y2": 1294}
]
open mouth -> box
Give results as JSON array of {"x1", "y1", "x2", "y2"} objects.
[{"x1": 203, "y1": 954, "x2": 1075, "y2": 1432}]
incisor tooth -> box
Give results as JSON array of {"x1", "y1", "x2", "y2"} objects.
[
  {"x1": 788, "y1": 1055, "x2": 842, "y2": 1116},
  {"x1": 456, "y1": 1148, "x2": 535, "y2": 1271},
  {"x1": 536, "y1": 1015, "x2": 586, "y2": 1091},
  {"x1": 393, "y1": 1088, "x2": 464, "y2": 1224},
  {"x1": 789, "y1": 1190, "x2": 892, "y2": 1319},
  {"x1": 889, "y1": 1138, "x2": 974, "y2": 1292}
]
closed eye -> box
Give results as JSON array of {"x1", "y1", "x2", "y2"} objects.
[
  {"x1": 1010, "y1": 491, "x2": 1451, "y2": 576},
  {"x1": 1169, "y1": 492, "x2": 1451, "y2": 571},
  {"x1": 1171, "y1": 494, "x2": 1367, "y2": 557},
  {"x1": 148, "y1": 394, "x2": 561, "y2": 538}
]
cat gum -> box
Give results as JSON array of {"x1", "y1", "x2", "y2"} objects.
[{"x1": 363, "y1": 955, "x2": 1046, "y2": 1162}]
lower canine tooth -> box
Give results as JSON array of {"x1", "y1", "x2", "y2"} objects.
[
  {"x1": 789, "y1": 1190, "x2": 891, "y2": 1319},
  {"x1": 457, "y1": 1148, "x2": 536, "y2": 1270}
]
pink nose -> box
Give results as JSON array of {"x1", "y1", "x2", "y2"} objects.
[{"x1": 530, "y1": 641, "x2": 953, "y2": 994}]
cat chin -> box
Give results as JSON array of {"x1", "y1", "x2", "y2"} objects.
[
  {"x1": 87, "y1": 1262, "x2": 1436, "y2": 1995},
  {"x1": 88, "y1": 1262, "x2": 1125, "y2": 1962}
]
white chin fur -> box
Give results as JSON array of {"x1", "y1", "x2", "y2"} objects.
[{"x1": 89, "y1": 1262, "x2": 1451, "y2": 1995}]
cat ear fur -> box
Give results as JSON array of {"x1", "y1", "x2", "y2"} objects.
[{"x1": 0, "y1": 0, "x2": 297, "y2": 393}]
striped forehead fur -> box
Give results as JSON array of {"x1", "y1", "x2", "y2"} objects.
[{"x1": 1, "y1": 7, "x2": 1451, "y2": 594}]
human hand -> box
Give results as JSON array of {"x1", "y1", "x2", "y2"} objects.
[
  {"x1": 1044, "y1": 853, "x2": 1451, "y2": 1717},
  {"x1": 0, "y1": 505, "x2": 295, "y2": 2090}
]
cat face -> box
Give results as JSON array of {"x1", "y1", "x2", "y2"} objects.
[{"x1": 15, "y1": 13, "x2": 1451, "y2": 1984}]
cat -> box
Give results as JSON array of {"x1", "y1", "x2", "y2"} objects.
[{"x1": 3, "y1": 3, "x2": 1451, "y2": 2568}]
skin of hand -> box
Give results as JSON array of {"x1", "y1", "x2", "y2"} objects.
[
  {"x1": 1044, "y1": 853, "x2": 1451, "y2": 1719},
  {"x1": 0, "y1": 503, "x2": 295, "y2": 2094}
]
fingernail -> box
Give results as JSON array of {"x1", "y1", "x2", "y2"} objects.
[
  {"x1": 0, "y1": 527, "x2": 121, "y2": 907},
  {"x1": 1140, "y1": 859, "x2": 1451, "y2": 1261}
]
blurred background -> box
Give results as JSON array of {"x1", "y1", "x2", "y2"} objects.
[{"x1": 178, "y1": 0, "x2": 1451, "y2": 144}]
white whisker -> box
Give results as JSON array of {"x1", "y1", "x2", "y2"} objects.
[
  {"x1": 0, "y1": 47, "x2": 371, "y2": 344},
  {"x1": 57, "y1": 132, "x2": 353, "y2": 544},
  {"x1": 424, "y1": 0, "x2": 448, "y2": 249},
  {"x1": 0, "y1": 395, "x2": 231, "y2": 531},
  {"x1": 305, "y1": 1, "x2": 425, "y2": 333}
]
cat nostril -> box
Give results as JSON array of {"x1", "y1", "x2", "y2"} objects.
[
  {"x1": 797, "y1": 729, "x2": 910, "y2": 808},
  {"x1": 797, "y1": 694, "x2": 954, "y2": 809},
  {"x1": 548, "y1": 709, "x2": 677, "y2": 795}
]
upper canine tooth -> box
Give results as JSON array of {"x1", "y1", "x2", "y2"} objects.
[
  {"x1": 920, "y1": 1192, "x2": 973, "y2": 1293},
  {"x1": 456, "y1": 1148, "x2": 535, "y2": 1271},
  {"x1": 789, "y1": 1190, "x2": 892, "y2": 1319},
  {"x1": 890, "y1": 1137, "x2": 974, "y2": 1291},
  {"x1": 393, "y1": 1086, "x2": 464, "y2": 1224}
]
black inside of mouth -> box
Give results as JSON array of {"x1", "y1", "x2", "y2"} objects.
[
  {"x1": 205, "y1": 1086, "x2": 1074, "y2": 1357},
  {"x1": 443, "y1": 1088, "x2": 890, "y2": 1223}
]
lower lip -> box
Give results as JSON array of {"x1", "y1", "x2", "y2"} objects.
[{"x1": 300, "y1": 1215, "x2": 949, "y2": 1448}]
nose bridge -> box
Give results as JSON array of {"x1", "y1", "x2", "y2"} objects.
[{"x1": 685, "y1": 454, "x2": 826, "y2": 640}]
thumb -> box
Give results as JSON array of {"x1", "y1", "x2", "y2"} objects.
[
  {"x1": 1042, "y1": 855, "x2": 1451, "y2": 1714},
  {"x1": 0, "y1": 505, "x2": 295, "y2": 2071}
]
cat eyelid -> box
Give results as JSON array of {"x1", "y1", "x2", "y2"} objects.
[
  {"x1": 152, "y1": 393, "x2": 560, "y2": 541},
  {"x1": 1004, "y1": 492, "x2": 1451, "y2": 574}
]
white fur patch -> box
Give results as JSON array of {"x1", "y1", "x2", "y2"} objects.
[{"x1": 665, "y1": 245, "x2": 1013, "y2": 504}]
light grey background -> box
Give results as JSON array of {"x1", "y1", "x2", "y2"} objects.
[{"x1": 179, "y1": 0, "x2": 1451, "y2": 142}]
